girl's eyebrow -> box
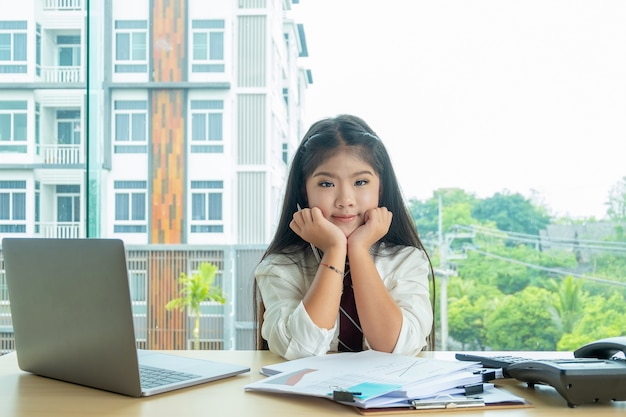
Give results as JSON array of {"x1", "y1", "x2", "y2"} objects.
[{"x1": 311, "y1": 170, "x2": 375, "y2": 178}]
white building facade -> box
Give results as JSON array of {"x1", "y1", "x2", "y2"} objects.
[
  {"x1": 0, "y1": 0, "x2": 311, "y2": 350},
  {"x1": 0, "y1": 0, "x2": 310, "y2": 246}
]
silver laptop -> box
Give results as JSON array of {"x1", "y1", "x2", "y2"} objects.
[{"x1": 2, "y1": 237, "x2": 249, "y2": 397}]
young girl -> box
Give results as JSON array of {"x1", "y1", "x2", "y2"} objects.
[{"x1": 255, "y1": 114, "x2": 435, "y2": 360}]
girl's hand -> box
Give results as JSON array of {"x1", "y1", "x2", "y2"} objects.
[
  {"x1": 348, "y1": 207, "x2": 392, "y2": 250},
  {"x1": 290, "y1": 207, "x2": 347, "y2": 252}
]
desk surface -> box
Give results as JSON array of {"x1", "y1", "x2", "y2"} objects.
[{"x1": 1, "y1": 350, "x2": 624, "y2": 417}]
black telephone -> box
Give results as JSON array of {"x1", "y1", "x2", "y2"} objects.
[
  {"x1": 573, "y1": 336, "x2": 626, "y2": 360},
  {"x1": 505, "y1": 336, "x2": 626, "y2": 407}
]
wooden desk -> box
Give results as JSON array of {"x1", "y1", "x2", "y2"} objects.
[{"x1": 0, "y1": 350, "x2": 624, "y2": 416}]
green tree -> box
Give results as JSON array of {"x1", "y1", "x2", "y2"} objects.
[
  {"x1": 546, "y1": 276, "x2": 585, "y2": 334},
  {"x1": 606, "y1": 176, "x2": 626, "y2": 222},
  {"x1": 558, "y1": 292, "x2": 626, "y2": 350},
  {"x1": 409, "y1": 188, "x2": 477, "y2": 238},
  {"x1": 448, "y1": 297, "x2": 481, "y2": 349},
  {"x1": 485, "y1": 286, "x2": 561, "y2": 350},
  {"x1": 447, "y1": 278, "x2": 503, "y2": 349},
  {"x1": 166, "y1": 262, "x2": 225, "y2": 350},
  {"x1": 472, "y1": 191, "x2": 551, "y2": 235}
]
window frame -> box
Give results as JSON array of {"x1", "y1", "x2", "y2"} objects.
[
  {"x1": 189, "y1": 100, "x2": 224, "y2": 153},
  {"x1": 55, "y1": 184, "x2": 81, "y2": 223},
  {"x1": 0, "y1": 180, "x2": 26, "y2": 233},
  {"x1": 0, "y1": 21, "x2": 27, "y2": 74},
  {"x1": 56, "y1": 35, "x2": 81, "y2": 67},
  {"x1": 190, "y1": 19, "x2": 225, "y2": 73},
  {"x1": 114, "y1": 20, "x2": 148, "y2": 73},
  {"x1": 113, "y1": 100, "x2": 148, "y2": 153},
  {"x1": 0, "y1": 101, "x2": 27, "y2": 144},
  {"x1": 190, "y1": 180, "x2": 224, "y2": 234},
  {"x1": 113, "y1": 180, "x2": 147, "y2": 233}
]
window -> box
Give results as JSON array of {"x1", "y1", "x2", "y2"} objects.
[
  {"x1": 0, "y1": 21, "x2": 26, "y2": 74},
  {"x1": 56, "y1": 110, "x2": 81, "y2": 145},
  {"x1": 34, "y1": 182, "x2": 39, "y2": 233},
  {"x1": 35, "y1": 24, "x2": 41, "y2": 76},
  {"x1": 114, "y1": 20, "x2": 148, "y2": 73},
  {"x1": 114, "y1": 181, "x2": 147, "y2": 233},
  {"x1": 127, "y1": 256, "x2": 148, "y2": 316},
  {"x1": 56, "y1": 185, "x2": 80, "y2": 223},
  {"x1": 57, "y1": 35, "x2": 81, "y2": 67},
  {"x1": 0, "y1": 101, "x2": 27, "y2": 152},
  {"x1": 129, "y1": 270, "x2": 147, "y2": 303},
  {"x1": 0, "y1": 180, "x2": 26, "y2": 233},
  {"x1": 191, "y1": 20, "x2": 224, "y2": 73},
  {"x1": 190, "y1": 100, "x2": 223, "y2": 153},
  {"x1": 0, "y1": 269, "x2": 7, "y2": 305},
  {"x1": 114, "y1": 100, "x2": 147, "y2": 153},
  {"x1": 190, "y1": 181, "x2": 223, "y2": 233},
  {"x1": 282, "y1": 143, "x2": 288, "y2": 164}
]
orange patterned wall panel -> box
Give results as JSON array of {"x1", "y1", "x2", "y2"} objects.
[
  {"x1": 148, "y1": 0, "x2": 188, "y2": 349},
  {"x1": 150, "y1": 0, "x2": 187, "y2": 245},
  {"x1": 152, "y1": 0, "x2": 186, "y2": 82},
  {"x1": 148, "y1": 251, "x2": 188, "y2": 350},
  {"x1": 151, "y1": 90, "x2": 185, "y2": 244}
]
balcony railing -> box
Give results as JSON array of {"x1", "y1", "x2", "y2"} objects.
[
  {"x1": 38, "y1": 144, "x2": 82, "y2": 165},
  {"x1": 39, "y1": 66, "x2": 83, "y2": 83},
  {"x1": 36, "y1": 222, "x2": 83, "y2": 238},
  {"x1": 43, "y1": 0, "x2": 82, "y2": 10}
]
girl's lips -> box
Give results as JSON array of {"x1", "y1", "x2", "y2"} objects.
[{"x1": 333, "y1": 215, "x2": 357, "y2": 223}]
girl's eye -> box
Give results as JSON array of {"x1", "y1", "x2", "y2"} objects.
[
  {"x1": 319, "y1": 181, "x2": 334, "y2": 188},
  {"x1": 355, "y1": 179, "x2": 369, "y2": 186}
]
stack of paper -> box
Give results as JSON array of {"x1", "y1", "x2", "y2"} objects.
[{"x1": 245, "y1": 350, "x2": 527, "y2": 409}]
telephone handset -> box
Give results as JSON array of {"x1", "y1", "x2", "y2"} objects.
[{"x1": 573, "y1": 336, "x2": 626, "y2": 360}]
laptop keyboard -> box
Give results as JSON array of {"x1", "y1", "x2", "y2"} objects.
[{"x1": 139, "y1": 365, "x2": 202, "y2": 389}]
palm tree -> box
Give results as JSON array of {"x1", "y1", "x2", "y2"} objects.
[
  {"x1": 548, "y1": 275, "x2": 585, "y2": 334},
  {"x1": 165, "y1": 262, "x2": 225, "y2": 350}
]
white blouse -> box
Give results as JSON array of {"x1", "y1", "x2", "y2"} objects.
[{"x1": 255, "y1": 244, "x2": 433, "y2": 360}]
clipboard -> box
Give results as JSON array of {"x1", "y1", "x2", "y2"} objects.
[
  {"x1": 355, "y1": 397, "x2": 533, "y2": 415},
  {"x1": 353, "y1": 386, "x2": 534, "y2": 415}
]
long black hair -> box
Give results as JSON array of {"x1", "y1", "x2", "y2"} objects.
[{"x1": 255, "y1": 114, "x2": 436, "y2": 349}]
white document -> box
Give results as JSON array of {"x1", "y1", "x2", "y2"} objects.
[{"x1": 246, "y1": 350, "x2": 483, "y2": 408}]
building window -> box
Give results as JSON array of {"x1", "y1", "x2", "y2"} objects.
[
  {"x1": 114, "y1": 100, "x2": 147, "y2": 153},
  {"x1": 56, "y1": 185, "x2": 80, "y2": 223},
  {"x1": 114, "y1": 181, "x2": 147, "y2": 233},
  {"x1": 127, "y1": 256, "x2": 148, "y2": 318},
  {"x1": 0, "y1": 269, "x2": 8, "y2": 304},
  {"x1": 191, "y1": 20, "x2": 224, "y2": 73},
  {"x1": 129, "y1": 270, "x2": 147, "y2": 303},
  {"x1": 0, "y1": 101, "x2": 27, "y2": 153},
  {"x1": 0, "y1": 21, "x2": 27, "y2": 74},
  {"x1": 56, "y1": 110, "x2": 81, "y2": 145},
  {"x1": 35, "y1": 24, "x2": 41, "y2": 76},
  {"x1": 282, "y1": 143, "x2": 288, "y2": 164},
  {"x1": 57, "y1": 35, "x2": 81, "y2": 67},
  {"x1": 190, "y1": 181, "x2": 223, "y2": 233},
  {"x1": 0, "y1": 180, "x2": 26, "y2": 233},
  {"x1": 114, "y1": 20, "x2": 148, "y2": 73},
  {"x1": 190, "y1": 100, "x2": 223, "y2": 153}
]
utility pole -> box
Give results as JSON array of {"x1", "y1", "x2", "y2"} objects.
[{"x1": 437, "y1": 195, "x2": 449, "y2": 350}]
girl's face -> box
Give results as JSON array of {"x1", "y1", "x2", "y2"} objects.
[{"x1": 305, "y1": 149, "x2": 381, "y2": 237}]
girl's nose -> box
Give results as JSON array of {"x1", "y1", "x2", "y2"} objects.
[{"x1": 335, "y1": 188, "x2": 355, "y2": 207}]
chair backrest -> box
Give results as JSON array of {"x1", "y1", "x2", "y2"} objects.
[{"x1": 256, "y1": 301, "x2": 268, "y2": 350}]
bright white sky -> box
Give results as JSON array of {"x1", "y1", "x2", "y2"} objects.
[{"x1": 290, "y1": 0, "x2": 626, "y2": 219}]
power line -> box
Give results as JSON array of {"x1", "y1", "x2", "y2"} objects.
[
  {"x1": 466, "y1": 247, "x2": 626, "y2": 288},
  {"x1": 454, "y1": 224, "x2": 626, "y2": 253}
]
